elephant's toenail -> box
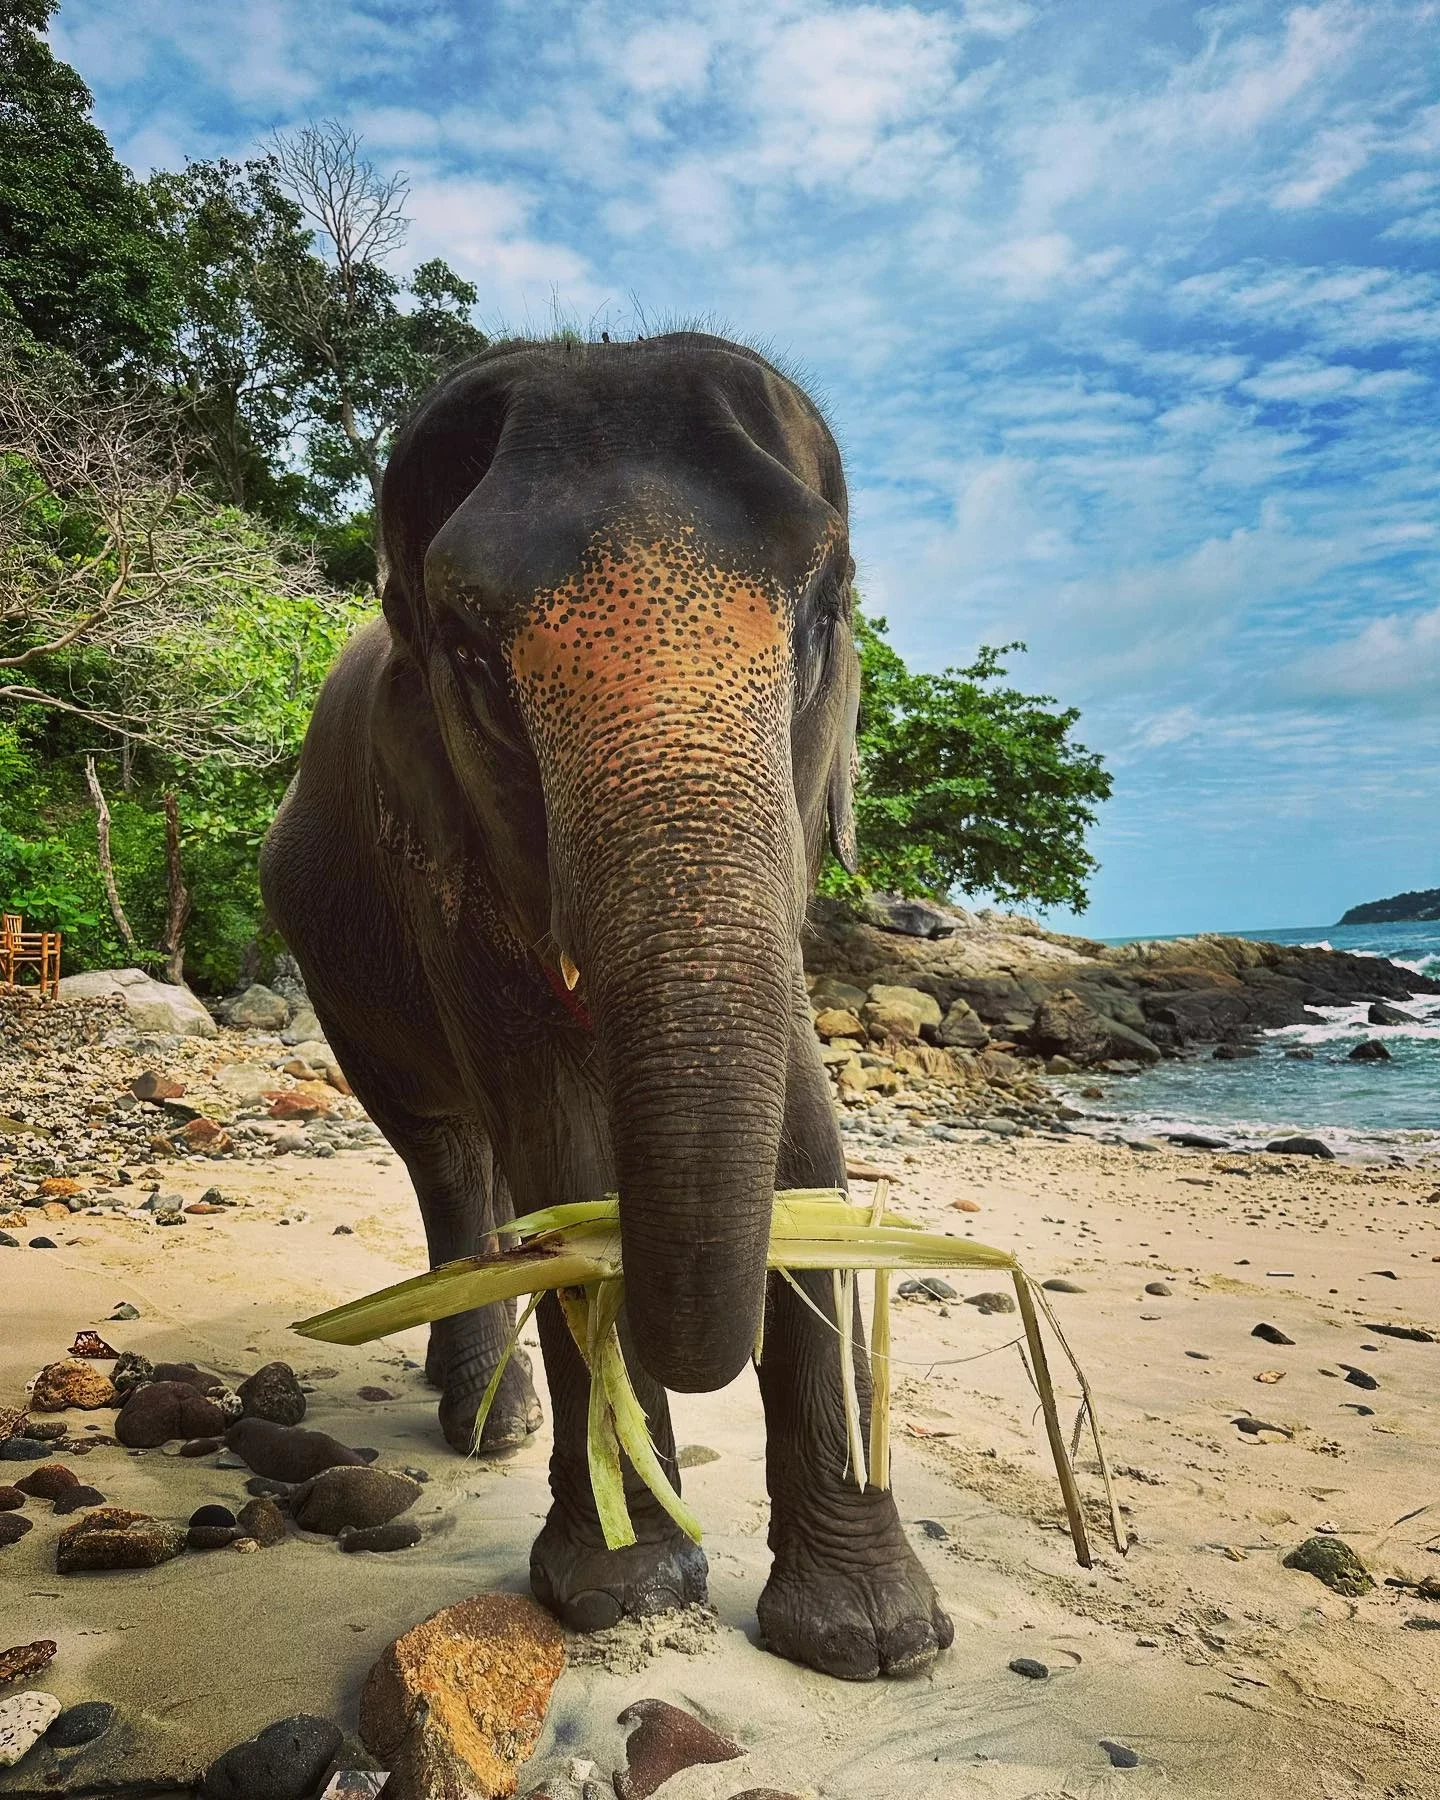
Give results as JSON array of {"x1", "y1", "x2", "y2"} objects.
[{"x1": 565, "y1": 1589, "x2": 625, "y2": 1632}]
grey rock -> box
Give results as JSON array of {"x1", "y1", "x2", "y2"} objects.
[
  {"x1": 1008, "y1": 1656, "x2": 1048, "y2": 1679},
  {"x1": 222, "y1": 984, "x2": 289, "y2": 1031},
  {"x1": 289, "y1": 1465, "x2": 421, "y2": 1536},
  {"x1": 55, "y1": 968, "x2": 218, "y2": 1038},
  {"x1": 1101, "y1": 1741, "x2": 1140, "y2": 1769},
  {"x1": 1265, "y1": 1136, "x2": 1334, "y2": 1159},
  {"x1": 45, "y1": 1700, "x2": 114, "y2": 1747},
  {"x1": 280, "y1": 1005, "x2": 323, "y2": 1045},
  {"x1": 0, "y1": 1439, "x2": 49, "y2": 1462},
  {"x1": 225, "y1": 1418, "x2": 367, "y2": 1483},
  {"x1": 237, "y1": 1361, "x2": 306, "y2": 1427},
  {"x1": 937, "y1": 998, "x2": 989, "y2": 1049},
  {"x1": 1349, "y1": 1038, "x2": 1391, "y2": 1061},
  {"x1": 337, "y1": 1519, "x2": 421, "y2": 1552},
  {"x1": 200, "y1": 1713, "x2": 343, "y2": 1800},
  {"x1": 1369, "y1": 1001, "x2": 1417, "y2": 1025},
  {"x1": 52, "y1": 1485, "x2": 106, "y2": 1515},
  {"x1": 964, "y1": 1291, "x2": 1017, "y2": 1315}
]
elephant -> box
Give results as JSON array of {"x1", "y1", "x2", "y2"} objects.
[{"x1": 260, "y1": 331, "x2": 953, "y2": 1680}]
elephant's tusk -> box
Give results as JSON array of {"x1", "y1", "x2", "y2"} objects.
[{"x1": 560, "y1": 952, "x2": 581, "y2": 991}]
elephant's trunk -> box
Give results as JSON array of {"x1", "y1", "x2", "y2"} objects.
[{"x1": 510, "y1": 537, "x2": 802, "y2": 1391}]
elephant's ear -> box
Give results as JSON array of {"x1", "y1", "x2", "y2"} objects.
[{"x1": 827, "y1": 635, "x2": 861, "y2": 875}]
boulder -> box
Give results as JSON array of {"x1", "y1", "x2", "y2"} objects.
[
  {"x1": 936, "y1": 998, "x2": 988, "y2": 1049},
  {"x1": 812, "y1": 1007, "x2": 864, "y2": 1040},
  {"x1": 200, "y1": 1714, "x2": 343, "y2": 1800},
  {"x1": 861, "y1": 983, "x2": 941, "y2": 1043},
  {"x1": 359, "y1": 1594, "x2": 565, "y2": 1800},
  {"x1": 115, "y1": 1381, "x2": 227, "y2": 1448},
  {"x1": 15, "y1": 1463, "x2": 78, "y2": 1500},
  {"x1": 858, "y1": 893, "x2": 966, "y2": 939},
  {"x1": 29, "y1": 1361, "x2": 117, "y2": 1412},
  {"x1": 56, "y1": 968, "x2": 217, "y2": 1038},
  {"x1": 236, "y1": 1496, "x2": 287, "y2": 1547},
  {"x1": 214, "y1": 1063, "x2": 274, "y2": 1101},
  {"x1": 1029, "y1": 990, "x2": 1160, "y2": 1065},
  {"x1": 1266, "y1": 1135, "x2": 1335, "y2": 1159},
  {"x1": 1349, "y1": 1039, "x2": 1391, "y2": 1061},
  {"x1": 290, "y1": 1466, "x2": 421, "y2": 1536},
  {"x1": 809, "y1": 975, "x2": 868, "y2": 1013},
  {"x1": 1283, "y1": 1535, "x2": 1374, "y2": 1596},
  {"x1": 1369, "y1": 1001, "x2": 1417, "y2": 1025},
  {"x1": 280, "y1": 1005, "x2": 324, "y2": 1045},
  {"x1": 222, "y1": 984, "x2": 289, "y2": 1031}
]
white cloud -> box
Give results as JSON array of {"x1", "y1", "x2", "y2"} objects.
[{"x1": 1238, "y1": 357, "x2": 1426, "y2": 401}]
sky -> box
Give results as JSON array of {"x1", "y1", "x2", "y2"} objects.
[{"x1": 51, "y1": 0, "x2": 1440, "y2": 937}]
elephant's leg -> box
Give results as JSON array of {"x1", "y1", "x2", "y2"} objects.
[
  {"x1": 754, "y1": 1017, "x2": 953, "y2": 1680},
  {"x1": 332, "y1": 1071, "x2": 542, "y2": 1456},
  {"x1": 529, "y1": 1291, "x2": 708, "y2": 1631}
]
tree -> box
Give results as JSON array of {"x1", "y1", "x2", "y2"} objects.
[
  {"x1": 0, "y1": 349, "x2": 359, "y2": 763},
  {"x1": 260, "y1": 122, "x2": 488, "y2": 588},
  {"x1": 821, "y1": 608, "x2": 1111, "y2": 912},
  {"x1": 0, "y1": 0, "x2": 175, "y2": 370}
]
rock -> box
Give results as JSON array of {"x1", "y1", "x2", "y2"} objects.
[
  {"x1": 861, "y1": 984, "x2": 942, "y2": 1043},
  {"x1": 1168, "y1": 1131, "x2": 1229, "y2": 1149},
  {"x1": 1144, "y1": 1282, "x2": 1172, "y2": 1297},
  {"x1": 200, "y1": 1713, "x2": 343, "y2": 1800},
  {"x1": 1042, "y1": 1278, "x2": 1086, "y2": 1294},
  {"x1": 0, "y1": 1515, "x2": 33, "y2": 1546},
  {"x1": 964, "y1": 1291, "x2": 1016, "y2": 1314},
  {"x1": 813, "y1": 1007, "x2": 864, "y2": 1040},
  {"x1": 1252, "y1": 1322, "x2": 1295, "y2": 1345},
  {"x1": 110, "y1": 1350, "x2": 154, "y2": 1398},
  {"x1": 45, "y1": 1700, "x2": 114, "y2": 1747},
  {"x1": 290, "y1": 1466, "x2": 421, "y2": 1536},
  {"x1": 52, "y1": 1485, "x2": 106, "y2": 1515},
  {"x1": 37, "y1": 1176, "x2": 85, "y2": 1198},
  {"x1": 108, "y1": 1301, "x2": 140, "y2": 1321},
  {"x1": 1212, "y1": 1042, "x2": 1258, "y2": 1059},
  {"x1": 222, "y1": 984, "x2": 290, "y2": 1031},
  {"x1": 188, "y1": 1524, "x2": 239, "y2": 1550},
  {"x1": 15, "y1": 1463, "x2": 78, "y2": 1500},
  {"x1": 269, "y1": 1089, "x2": 329, "y2": 1121},
  {"x1": 280, "y1": 1005, "x2": 324, "y2": 1044},
  {"x1": 809, "y1": 975, "x2": 868, "y2": 1012},
  {"x1": 0, "y1": 1234, "x2": 16, "y2": 1249},
  {"x1": 897, "y1": 1276, "x2": 957, "y2": 1301},
  {"x1": 859, "y1": 893, "x2": 966, "y2": 938},
  {"x1": 1369, "y1": 1001, "x2": 1416, "y2": 1025},
  {"x1": 0, "y1": 1440, "x2": 48, "y2": 1463},
  {"x1": 131, "y1": 1070, "x2": 185, "y2": 1101},
  {"x1": 614, "y1": 1698, "x2": 744, "y2": 1800},
  {"x1": 1030, "y1": 990, "x2": 1160, "y2": 1066},
  {"x1": 359, "y1": 1594, "x2": 565, "y2": 1800},
  {"x1": 29, "y1": 1361, "x2": 117, "y2": 1412},
  {"x1": 0, "y1": 1488, "x2": 22, "y2": 1510},
  {"x1": 28, "y1": 1237, "x2": 57, "y2": 1249},
  {"x1": 237, "y1": 1361, "x2": 307, "y2": 1427},
  {"x1": 1283, "y1": 1535, "x2": 1374, "y2": 1596},
  {"x1": 57, "y1": 968, "x2": 218, "y2": 1037},
  {"x1": 1101, "y1": 1741, "x2": 1140, "y2": 1769},
  {"x1": 338, "y1": 1520, "x2": 422, "y2": 1553},
  {"x1": 916, "y1": 1519, "x2": 949, "y2": 1539},
  {"x1": 236, "y1": 1496, "x2": 287, "y2": 1546},
  {"x1": 189, "y1": 1504, "x2": 238, "y2": 1529},
  {"x1": 152, "y1": 1361, "x2": 226, "y2": 1393},
  {"x1": 115, "y1": 1381, "x2": 227, "y2": 1448},
  {"x1": 1349, "y1": 1039, "x2": 1391, "y2": 1061},
  {"x1": 0, "y1": 1642, "x2": 56, "y2": 1685},
  {"x1": 1340, "y1": 1363, "x2": 1379, "y2": 1391},
  {"x1": 1363, "y1": 1321, "x2": 1435, "y2": 1343},
  {"x1": 214, "y1": 1063, "x2": 274, "y2": 1101},
  {"x1": 1265, "y1": 1136, "x2": 1334, "y2": 1159},
  {"x1": 175, "y1": 1117, "x2": 233, "y2": 1154},
  {"x1": 1284, "y1": 1047, "x2": 1315, "y2": 1059},
  {"x1": 0, "y1": 1692, "x2": 62, "y2": 1767},
  {"x1": 226, "y1": 1418, "x2": 368, "y2": 1483},
  {"x1": 68, "y1": 1330, "x2": 117, "y2": 1359},
  {"x1": 1008, "y1": 1656, "x2": 1048, "y2": 1679},
  {"x1": 56, "y1": 1507, "x2": 187, "y2": 1573},
  {"x1": 677, "y1": 1445, "x2": 720, "y2": 1469},
  {"x1": 936, "y1": 997, "x2": 989, "y2": 1048},
  {"x1": 357, "y1": 1387, "x2": 393, "y2": 1402}
]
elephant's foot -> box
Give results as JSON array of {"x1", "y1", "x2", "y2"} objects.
[
  {"x1": 530, "y1": 1505, "x2": 709, "y2": 1632},
  {"x1": 437, "y1": 1347, "x2": 542, "y2": 1456},
  {"x1": 758, "y1": 1506, "x2": 953, "y2": 1681}
]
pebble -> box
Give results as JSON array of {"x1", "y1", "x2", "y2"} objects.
[
  {"x1": 1252, "y1": 1322, "x2": 1294, "y2": 1346},
  {"x1": 1101, "y1": 1740, "x2": 1140, "y2": 1768},
  {"x1": 356, "y1": 1387, "x2": 393, "y2": 1403},
  {"x1": 897, "y1": 1276, "x2": 957, "y2": 1301},
  {"x1": 52, "y1": 1485, "x2": 106, "y2": 1515},
  {"x1": 199, "y1": 1713, "x2": 343, "y2": 1800},
  {"x1": 28, "y1": 1238, "x2": 56, "y2": 1249},
  {"x1": 188, "y1": 1524, "x2": 239, "y2": 1550},
  {"x1": 180, "y1": 1436, "x2": 225, "y2": 1457},
  {"x1": 189, "y1": 1504, "x2": 238, "y2": 1528},
  {"x1": 237, "y1": 1362, "x2": 307, "y2": 1428},
  {"x1": 0, "y1": 1233, "x2": 16, "y2": 1248},
  {"x1": 0, "y1": 1515, "x2": 33, "y2": 1545},
  {"x1": 16, "y1": 1463, "x2": 79, "y2": 1500},
  {"x1": 0, "y1": 1692, "x2": 62, "y2": 1768},
  {"x1": 290, "y1": 1466, "x2": 422, "y2": 1536},
  {"x1": 225, "y1": 1419, "x2": 367, "y2": 1483},
  {"x1": 1341, "y1": 1364, "x2": 1380, "y2": 1390},
  {"x1": 332, "y1": 1224, "x2": 353, "y2": 1235},
  {"x1": 1143, "y1": 1282, "x2": 1172, "y2": 1297},
  {"x1": 1042, "y1": 1278, "x2": 1086, "y2": 1293},
  {"x1": 30, "y1": 1362, "x2": 117, "y2": 1411},
  {"x1": 56, "y1": 1507, "x2": 187, "y2": 1573},
  {"x1": 614, "y1": 1697, "x2": 744, "y2": 1800},
  {"x1": 45, "y1": 1700, "x2": 114, "y2": 1747},
  {"x1": 108, "y1": 1303, "x2": 140, "y2": 1321},
  {"x1": 0, "y1": 1439, "x2": 49, "y2": 1462},
  {"x1": 915, "y1": 1519, "x2": 949, "y2": 1539},
  {"x1": 0, "y1": 1641, "x2": 56, "y2": 1685},
  {"x1": 1008, "y1": 1656, "x2": 1048, "y2": 1679},
  {"x1": 676, "y1": 1445, "x2": 719, "y2": 1468},
  {"x1": 1283, "y1": 1535, "x2": 1374, "y2": 1596},
  {"x1": 0, "y1": 1486, "x2": 22, "y2": 1510},
  {"x1": 964, "y1": 1291, "x2": 1016, "y2": 1314},
  {"x1": 110, "y1": 1351, "x2": 154, "y2": 1397},
  {"x1": 337, "y1": 1519, "x2": 421, "y2": 1552}
]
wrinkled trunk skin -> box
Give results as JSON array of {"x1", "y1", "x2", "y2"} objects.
[{"x1": 511, "y1": 535, "x2": 801, "y2": 1391}]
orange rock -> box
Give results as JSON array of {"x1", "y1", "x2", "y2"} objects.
[
  {"x1": 951, "y1": 1198, "x2": 982, "y2": 1213},
  {"x1": 268, "y1": 1090, "x2": 329, "y2": 1120},
  {"x1": 38, "y1": 1177, "x2": 85, "y2": 1198},
  {"x1": 131, "y1": 1071, "x2": 185, "y2": 1101},
  {"x1": 324, "y1": 1065, "x2": 353, "y2": 1096},
  {"x1": 174, "y1": 1117, "x2": 232, "y2": 1153},
  {"x1": 359, "y1": 1593, "x2": 565, "y2": 1799},
  {"x1": 41, "y1": 1202, "x2": 72, "y2": 1220},
  {"x1": 184, "y1": 1200, "x2": 226, "y2": 1215},
  {"x1": 30, "y1": 1359, "x2": 118, "y2": 1411}
]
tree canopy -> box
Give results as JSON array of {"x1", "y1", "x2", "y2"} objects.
[{"x1": 822, "y1": 610, "x2": 1112, "y2": 914}]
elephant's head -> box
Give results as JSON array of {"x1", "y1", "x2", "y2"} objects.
[{"x1": 393, "y1": 334, "x2": 860, "y2": 1391}]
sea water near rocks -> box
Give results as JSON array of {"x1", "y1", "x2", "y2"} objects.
[{"x1": 1076, "y1": 921, "x2": 1440, "y2": 1156}]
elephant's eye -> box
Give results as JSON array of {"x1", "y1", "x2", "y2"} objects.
[{"x1": 793, "y1": 585, "x2": 842, "y2": 713}]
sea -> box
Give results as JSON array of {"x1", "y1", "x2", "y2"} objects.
[{"x1": 1073, "y1": 920, "x2": 1440, "y2": 1159}]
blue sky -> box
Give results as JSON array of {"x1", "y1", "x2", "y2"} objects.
[{"x1": 53, "y1": 0, "x2": 1440, "y2": 936}]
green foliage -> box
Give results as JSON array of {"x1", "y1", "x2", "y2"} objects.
[
  {"x1": 0, "y1": 0, "x2": 176, "y2": 370},
  {"x1": 820, "y1": 608, "x2": 1111, "y2": 913}
]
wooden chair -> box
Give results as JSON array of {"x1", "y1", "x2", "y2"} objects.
[{"x1": 1, "y1": 912, "x2": 62, "y2": 999}]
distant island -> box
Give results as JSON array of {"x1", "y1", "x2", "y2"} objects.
[{"x1": 1340, "y1": 887, "x2": 1440, "y2": 925}]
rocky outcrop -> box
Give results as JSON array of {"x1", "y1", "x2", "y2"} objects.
[{"x1": 803, "y1": 896, "x2": 1440, "y2": 1068}]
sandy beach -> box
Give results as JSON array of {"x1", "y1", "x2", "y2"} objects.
[{"x1": 4, "y1": 1121, "x2": 1440, "y2": 1799}]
